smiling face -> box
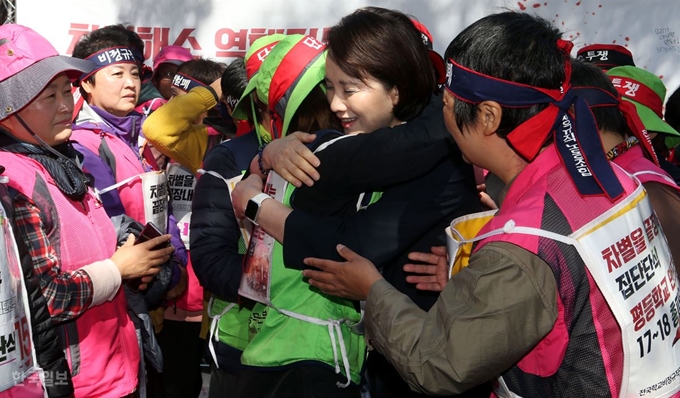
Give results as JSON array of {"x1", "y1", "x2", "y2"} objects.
[
  {"x1": 324, "y1": 56, "x2": 400, "y2": 135},
  {"x1": 0, "y1": 74, "x2": 75, "y2": 146},
  {"x1": 82, "y1": 63, "x2": 140, "y2": 117}
]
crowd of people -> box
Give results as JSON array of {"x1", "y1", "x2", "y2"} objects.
[{"x1": 0, "y1": 5, "x2": 679, "y2": 398}]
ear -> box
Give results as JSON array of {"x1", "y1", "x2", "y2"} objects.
[
  {"x1": 80, "y1": 79, "x2": 94, "y2": 96},
  {"x1": 388, "y1": 86, "x2": 399, "y2": 107},
  {"x1": 476, "y1": 100, "x2": 502, "y2": 137}
]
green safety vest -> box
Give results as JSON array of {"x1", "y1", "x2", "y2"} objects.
[{"x1": 241, "y1": 180, "x2": 382, "y2": 386}]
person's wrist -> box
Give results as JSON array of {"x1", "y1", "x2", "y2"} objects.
[{"x1": 258, "y1": 144, "x2": 270, "y2": 175}]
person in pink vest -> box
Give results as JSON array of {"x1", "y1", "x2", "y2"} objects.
[
  {"x1": 569, "y1": 60, "x2": 680, "y2": 268},
  {"x1": 0, "y1": 24, "x2": 174, "y2": 398},
  {"x1": 68, "y1": 24, "x2": 189, "y2": 396},
  {"x1": 301, "y1": 11, "x2": 680, "y2": 397}
]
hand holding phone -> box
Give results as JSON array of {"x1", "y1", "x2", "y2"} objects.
[
  {"x1": 135, "y1": 222, "x2": 171, "y2": 250},
  {"x1": 125, "y1": 222, "x2": 172, "y2": 292}
]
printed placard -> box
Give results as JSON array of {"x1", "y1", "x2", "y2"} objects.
[
  {"x1": 141, "y1": 171, "x2": 168, "y2": 234},
  {"x1": 166, "y1": 163, "x2": 196, "y2": 248},
  {"x1": 238, "y1": 173, "x2": 287, "y2": 304},
  {"x1": 0, "y1": 208, "x2": 39, "y2": 391},
  {"x1": 224, "y1": 174, "x2": 253, "y2": 248},
  {"x1": 574, "y1": 187, "x2": 680, "y2": 397}
]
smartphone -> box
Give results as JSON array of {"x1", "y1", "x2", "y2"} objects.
[
  {"x1": 135, "y1": 222, "x2": 170, "y2": 250},
  {"x1": 126, "y1": 222, "x2": 170, "y2": 292}
]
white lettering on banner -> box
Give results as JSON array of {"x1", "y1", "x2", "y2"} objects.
[
  {"x1": 0, "y1": 206, "x2": 39, "y2": 390},
  {"x1": 256, "y1": 47, "x2": 271, "y2": 62},
  {"x1": 574, "y1": 184, "x2": 680, "y2": 397},
  {"x1": 562, "y1": 116, "x2": 576, "y2": 143},
  {"x1": 172, "y1": 75, "x2": 192, "y2": 91},
  {"x1": 238, "y1": 172, "x2": 288, "y2": 304},
  {"x1": 561, "y1": 116, "x2": 592, "y2": 177},
  {"x1": 302, "y1": 36, "x2": 323, "y2": 50},
  {"x1": 166, "y1": 164, "x2": 195, "y2": 249},
  {"x1": 623, "y1": 80, "x2": 641, "y2": 96},
  {"x1": 140, "y1": 171, "x2": 168, "y2": 234}
]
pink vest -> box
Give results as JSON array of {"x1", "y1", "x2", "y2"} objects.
[
  {"x1": 615, "y1": 145, "x2": 680, "y2": 191},
  {"x1": 476, "y1": 145, "x2": 639, "y2": 397},
  {"x1": 0, "y1": 152, "x2": 139, "y2": 398},
  {"x1": 71, "y1": 128, "x2": 150, "y2": 224}
]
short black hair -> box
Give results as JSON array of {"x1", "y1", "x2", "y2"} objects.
[
  {"x1": 327, "y1": 6, "x2": 435, "y2": 122},
  {"x1": 72, "y1": 24, "x2": 139, "y2": 88},
  {"x1": 444, "y1": 11, "x2": 566, "y2": 141},
  {"x1": 570, "y1": 59, "x2": 631, "y2": 139},
  {"x1": 221, "y1": 57, "x2": 247, "y2": 100},
  {"x1": 176, "y1": 58, "x2": 226, "y2": 86},
  {"x1": 73, "y1": 24, "x2": 136, "y2": 59}
]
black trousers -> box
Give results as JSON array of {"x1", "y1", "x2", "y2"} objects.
[
  {"x1": 153, "y1": 320, "x2": 204, "y2": 398},
  {"x1": 234, "y1": 364, "x2": 361, "y2": 398}
]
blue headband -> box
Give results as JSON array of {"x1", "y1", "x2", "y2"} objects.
[
  {"x1": 80, "y1": 46, "x2": 139, "y2": 82},
  {"x1": 573, "y1": 86, "x2": 659, "y2": 166},
  {"x1": 171, "y1": 73, "x2": 206, "y2": 93},
  {"x1": 445, "y1": 55, "x2": 624, "y2": 201}
]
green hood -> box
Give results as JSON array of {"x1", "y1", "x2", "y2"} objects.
[{"x1": 255, "y1": 34, "x2": 327, "y2": 138}]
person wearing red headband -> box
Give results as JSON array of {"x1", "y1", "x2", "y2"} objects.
[
  {"x1": 607, "y1": 66, "x2": 680, "y2": 185},
  {"x1": 568, "y1": 61, "x2": 680, "y2": 272},
  {"x1": 302, "y1": 11, "x2": 680, "y2": 397},
  {"x1": 576, "y1": 43, "x2": 635, "y2": 71}
]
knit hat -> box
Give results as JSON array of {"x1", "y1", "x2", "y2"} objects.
[
  {"x1": 0, "y1": 24, "x2": 95, "y2": 120},
  {"x1": 606, "y1": 66, "x2": 680, "y2": 148},
  {"x1": 254, "y1": 34, "x2": 327, "y2": 139},
  {"x1": 411, "y1": 19, "x2": 446, "y2": 85},
  {"x1": 231, "y1": 34, "x2": 285, "y2": 121},
  {"x1": 577, "y1": 44, "x2": 635, "y2": 71}
]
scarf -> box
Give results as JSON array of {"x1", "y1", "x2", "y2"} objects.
[{"x1": 0, "y1": 131, "x2": 89, "y2": 201}]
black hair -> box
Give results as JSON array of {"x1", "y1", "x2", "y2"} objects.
[
  {"x1": 288, "y1": 84, "x2": 342, "y2": 134},
  {"x1": 326, "y1": 6, "x2": 435, "y2": 122},
  {"x1": 570, "y1": 59, "x2": 631, "y2": 139},
  {"x1": 444, "y1": 11, "x2": 566, "y2": 141},
  {"x1": 665, "y1": 85, "x2": 680, "y2": 134},
  {"x1": 176, "y1": 58, "x2": 226, "y2": 86},
  {"x1": 221, "y1": 57, "x2": 247, "y2": 100},
  {"x1": 72, "y1": 24, "x2": 140, "y2": 90},
  {"x1": 73, "y1": 24, "x2": 138, "y2": 59}
]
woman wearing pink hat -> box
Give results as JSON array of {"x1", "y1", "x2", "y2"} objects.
[
  {"x1": 0, "y1": 24, "x2": 173, "y2": 398},
  {"x1": 136, "y1": 45, "x2": 194, "y2": 116}
]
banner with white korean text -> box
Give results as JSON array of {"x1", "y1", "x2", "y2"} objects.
[
  {"x1": 0, "y1": 204, "x2": 41, "y2": 393},
  {"x1": 15, "y1": 0, "x2": 680, "y2": 100}
]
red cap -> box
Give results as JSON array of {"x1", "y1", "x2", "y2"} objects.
[{"x1": 411, "y1": 19, "x2": 446, "y2": 85}]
